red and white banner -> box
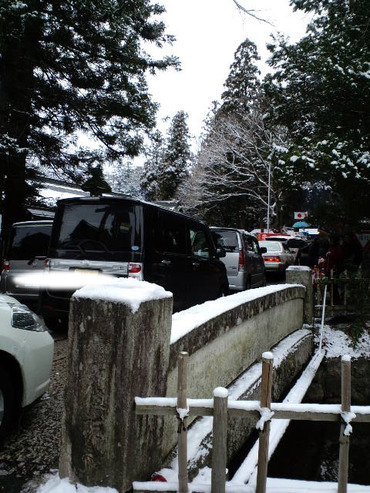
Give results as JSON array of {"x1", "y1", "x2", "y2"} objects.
[{"x1": 294, "y1": 211, "x2": 308, "y2": 219}]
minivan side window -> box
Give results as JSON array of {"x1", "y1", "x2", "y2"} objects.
[
  {"x1": 216, "y1": 230, "x2": 238, "y2": 253},
  {"x1": 8, "y1": 226, "x2": 51, "y2": 260},
  {"x1": 189, "y1": 223, "x2": 211, "y2": 258},
  {"x1": 245, "y1": 235, "x2": 260, "y2": 254},
  {"x1": 157, "y1": 212, "x2": 187, "y2": 255}
]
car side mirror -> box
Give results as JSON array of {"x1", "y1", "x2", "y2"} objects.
[
  {"x1": 216, "y1": 247, "x2": 226, "y2": 258},
  {"x1": 259, "y1": 247, "x2": 267, "y2": 254}
]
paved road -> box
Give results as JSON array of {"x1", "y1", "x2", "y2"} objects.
[{"x1": 0, "y1": 336, "x2": 68, "y2": 493}]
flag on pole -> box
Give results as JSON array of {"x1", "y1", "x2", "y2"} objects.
[{"x1": 294, "y1": 211, "x2": 308, "y2": 219}]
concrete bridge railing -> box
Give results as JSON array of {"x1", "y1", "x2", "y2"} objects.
[{"x1": 59, "y1": 267, "x2": 313, "y2": 492}]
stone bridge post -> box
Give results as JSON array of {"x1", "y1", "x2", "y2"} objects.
[
  {"x1": 286, "y1": 265, "x2": 313, "y2": 324},
  {"x1": 59, "y1": 279, "x2": 172, "y2": 492}
]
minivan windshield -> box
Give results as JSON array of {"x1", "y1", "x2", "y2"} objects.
[{"x1": 53, "y1": 202, "x2": 141, "y2": 255}]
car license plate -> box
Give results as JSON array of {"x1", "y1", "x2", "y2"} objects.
[{"x1": 74, "y1": 269, "x2": 100, "y2": 274}]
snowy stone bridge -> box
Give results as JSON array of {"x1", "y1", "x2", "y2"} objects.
[{"x1": 58, "y1": 266, "x2": 314, "y2": 492}]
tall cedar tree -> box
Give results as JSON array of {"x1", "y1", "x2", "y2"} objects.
[
  {"x1": 264, "y1": 0, "x2": 370, "y2": 227},
  {"x1": 141, "y1": 129, "x2": 165, "y2": 200},
  {"x1": 221, "y1": 38, "x2": 261, "y2": 114},
  {"x1": 190, "y1": 39, "x2": 287, "y2": 230},
  {"x1": 0, "y1": 0, "x2": 177, "y2": 240},
  {"x1": 157, "y1": 110, "x2": 192, "y2": 200}
]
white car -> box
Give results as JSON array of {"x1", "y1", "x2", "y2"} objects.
[
  {"x1": 0, "y1": 294, "x2": 54, "y2": 438},
  {"x1": 259, "y1": 240, "x2": 296, "y2": 272}
]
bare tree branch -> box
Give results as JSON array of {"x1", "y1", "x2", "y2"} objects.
[{"x1": 232, "y1": 0, "x2": 273, "y2": 25}]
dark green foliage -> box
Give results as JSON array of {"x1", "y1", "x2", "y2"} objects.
[
  {"x1": 264, "y1": 0, "x2": 370, "y2": 226},
  {"x1": 141, "y1": 130, "x2": 165, "y2": 200},
  {"x1": 158, "y1": 110, "x2": 192, "y2": 200},
  {"x1": 221, "y1": 38, "x2": 261, "y2": 115},
  {"x1": 142, "y1": 111, "x2": 192, "y2": 201},
  {"x1": 0, "y1": 0, "x2": 177, "y2": 237}
]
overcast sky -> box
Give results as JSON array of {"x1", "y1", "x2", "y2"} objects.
[{"x1": 147, "y1": 0, "x2": 311, "y2": 146}]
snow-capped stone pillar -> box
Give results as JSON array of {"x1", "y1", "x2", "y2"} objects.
[
  {"x1": 286, "y1": 265, "x2": 313, "y2": 324},
  {"x1": 59, "y1": 278, "x2": 173, "y2": 492}
]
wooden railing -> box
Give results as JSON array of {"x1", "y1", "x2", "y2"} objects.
[
  {"x1": 134, "y1": 352, "x2": 370, "y2": 493},
  {"x1": 313, "y1": 269, "x2": 370, "y2": 313}
]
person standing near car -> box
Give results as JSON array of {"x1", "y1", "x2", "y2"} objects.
[
  {"x1": 324, "y1": 233, "x2": 346, "y2": 304},
  {"x1": 308, "y1": 228, "x2": 330, "y2": 269}
]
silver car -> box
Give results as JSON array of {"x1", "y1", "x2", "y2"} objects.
[
  {"x1": 211, "y1": 227, "x2": 266, "y2": 292},
  {"x1": 259, "y1": 240, "x2": 296, "y2": 272},
  {"x1": 0, "y1": 220, "x2": 53, "y2": 308}
]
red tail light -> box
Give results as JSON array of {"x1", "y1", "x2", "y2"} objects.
[
  {"x1": 238, "y1": 250, "x2": 245, "y2": 270},
  {"x1": 2, "y1": 260, "x2": 9, "y2": 271},
  {"x1": 264, "y1": 256, "x2": 280, "y2": 262},
  {"x1": 129, "y1": 263, "x2": 142, "y2": 274}
]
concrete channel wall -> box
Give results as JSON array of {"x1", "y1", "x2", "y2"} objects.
[
  {"x1": 60, "y1": 268, "x2": 313, "y2": 492},
  {"x1": 165, "y1": 328, "x2": 314, "y2": 480},
  {"x1": 163, "y1": 284, "x2": 307, "y2": 456}
]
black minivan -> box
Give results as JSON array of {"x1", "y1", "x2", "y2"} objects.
[{"x1": 39, "y1": 196, "x2": 228, "y2": 324}]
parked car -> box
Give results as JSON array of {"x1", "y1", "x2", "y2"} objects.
[
  {"x1": 263, "y1": 235, "x2": 291, "y2": 243},
  {"x1": 211, "y1": 227, "x2": 266, "y2": 292},
  {"x1": 259, "y1": 240, "x2": 296, "y2": 273},
  {"x1": 0, "y1": 294, "x2": 54, "y2": 438},
  {"x1": 285, "y1": 237, "x2": 310, "y2": 265},
  {"x1": 263, "y1": 235, "x2": 310, "y2": 265},
  {"x1": 39, "y1": 196, "x2": 229, "y2": 325},
  {"x1": 0, "y1": 220, "x2": 53, "y2": 309}
]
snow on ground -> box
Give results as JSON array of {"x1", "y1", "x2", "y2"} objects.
[{"x1": 316, "y1": 324, "x2": 370, "y2": 359}]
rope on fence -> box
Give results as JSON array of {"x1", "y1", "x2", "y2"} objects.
[{"x1": 134, "y1": 352, "x2": 370, "y2": 493}]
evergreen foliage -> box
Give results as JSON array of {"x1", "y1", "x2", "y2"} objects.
[
  {"x1": 142, "y1": 111, "x2": 192, "y2": 201},
  {"x1": 141, "y1": 130, "x2": 165, "y2": 200},
  {"x1": 0, "y1": 0, "x2": 177, "y2": 236},
  {"x1": 264, "y1": 0, "x2": 370, "y2": 227},
  {"x1": 181, "y1": 39, "x2": 289, "y2": 230},
  {"x1": 158, "y1": 110, "x2": 192, "y2": 200},
  {"x1": 106, "y1": 160, "x2": 143, "y2": 198},
  {"x1": 221, "y1": 38, "x2": 261, "y2": 114}
]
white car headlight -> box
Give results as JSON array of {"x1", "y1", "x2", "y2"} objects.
[{"x1": 10, "y1": 305, "x2": 47, "y2": 332}]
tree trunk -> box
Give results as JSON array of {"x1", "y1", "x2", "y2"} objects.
[{"x1": 0, "y1": 9, "x2": 38, "y2": 244}]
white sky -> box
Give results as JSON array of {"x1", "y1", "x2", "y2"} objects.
[{"x1": 147, "y1": 0, "x2": 311, "y2": 145}]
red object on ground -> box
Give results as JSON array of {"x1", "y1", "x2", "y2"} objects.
[{"x1": 151, "y1": 473, "x2": 167, "y2": 482}]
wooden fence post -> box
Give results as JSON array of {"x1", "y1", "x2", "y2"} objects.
[
  {"x1": 177, "y1": 352, "x2": 189, "y2": 493},
  {"x1": 338, "y1": 355, "x2": 351, "y2": 493},
  {"x1": 211, "y1": 387, "x2": 228, "y2": 493},
  {"x1": 256, "y1": 352, "x2": 274, "y2": 493}
]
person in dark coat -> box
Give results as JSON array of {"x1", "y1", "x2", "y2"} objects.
[
  {"x1": 308, "y1": 229, "x2": 330, "y2": 268},
  {"x1": 325, "y1": 233, "x2": 345, "y2": 275}
]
